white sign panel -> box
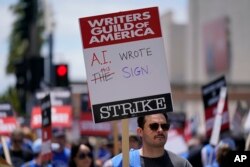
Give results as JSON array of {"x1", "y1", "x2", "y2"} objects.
[{"x1": 79, "y1": 7, "x2": 173, "y2": 123}]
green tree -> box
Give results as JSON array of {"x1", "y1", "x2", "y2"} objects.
[
  {"x1": 6, "y1": 0, "x2": 45, "y2": 74},
  {"x1": 0, "y1": 88, "x2": 21, "y2": 115},
  {"x1": 1, "y1": 0, "x2": 45, "y2": 115}
]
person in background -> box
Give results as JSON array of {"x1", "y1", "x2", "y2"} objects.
[
  {"x1": 215, "y1": 137, "x2": 236, "y2": 167},
  {"x1": 96, "y1": 136, "x2": 123, "y2": 167},
  {"x1": 21, "y1": 138, "x2": 52, "y2": 167},
  {"x1": 102, "y1": 133, "x2": 142, "y2": 167},
  {"x1": 22, "y1": 126, "x2": 36, "y2": 142},
  {"x1": 129, "y1": 133, "x2": 141, "y2": 149},
  {"x1": 0, "y1": 128, "x2": 34, "y2": 167},
  {"x1": 110, "y1": 113, "x2": 192, "y2": 167},
  {"x1": 215, "y1": 143, "x2": 231, "y2": 167},
  {"x1": 68, "y1": 141, "x2": 95, "y2": 167},
  {"x1": 96, "y1": 138, "x2": 112, "y2": 166},
  {"x1": 201, "y1": 143, "x2": 218, "y2": 167},
  {"x1": 187, "y1": 135, "x2": 204, "y2": 167},
  {"x1": 0, "y1": 128, "x2": 33, "y2": 155},
  {"x1": 51, "y1": 128, "x2": 70, "y2": 167}
]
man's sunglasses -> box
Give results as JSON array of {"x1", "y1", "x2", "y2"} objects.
[
  {"x1": 77, "y1": 152, "x2": 92, "y2": 159},
  {"x1": 149, "y1": 123, "x2": 170, "y2": 131}
]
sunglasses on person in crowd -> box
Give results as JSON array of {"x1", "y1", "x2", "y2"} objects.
[
  {"x1": 149, "y1": 123, "x2": 170, "y2": 131},
  {"x1": 77, "y1": 152, "x2": 93, "y2": 159}
]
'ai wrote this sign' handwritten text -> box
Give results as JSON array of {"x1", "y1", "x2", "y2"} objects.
[{"x1": 79, "y1": 7, "x2": 173, "y2": 123}]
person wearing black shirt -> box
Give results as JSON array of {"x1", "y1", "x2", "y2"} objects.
[
  {"x1": 0, "y1": 129, "x2": 33, "y2": 167},
  {"x1": 110, "y1": 113, "x2": 192, "y2": 167}
]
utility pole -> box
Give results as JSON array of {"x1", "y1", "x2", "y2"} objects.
[
  {"x1": 42, "y1": 0, "x2": 55, "y2": 87},
  {"x1": 28, "y1": 0, "x2": 39, "y2": 57}
]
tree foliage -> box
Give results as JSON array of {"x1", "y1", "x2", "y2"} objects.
[
  {"x1": 0, "y1": 87, "x2": 22, "y2": 115},
  {"x1": 2, "y1": 0, "x2": 45, "y2": 115},
  {"x1": 6, "y1": 0, "x2": 45, "y2": 74}
]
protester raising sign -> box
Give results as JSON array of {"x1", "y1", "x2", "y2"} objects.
[
  {"x1": 79, "y1": 7, "x2": 173, "y2": 123},
  {"x1": 40, "y1": 94, "x2": 52, "y2": 164},
  {"x1": 201, "y1": 76, "x2": 230, "y2": 138}
]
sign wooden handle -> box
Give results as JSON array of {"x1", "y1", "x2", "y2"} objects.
[
  {"x1": 122, "y1": 119, "x2": 129, "y2": 167},
  {"x1": 0, "y1": 136, "x2": 12, "y2": 165}
]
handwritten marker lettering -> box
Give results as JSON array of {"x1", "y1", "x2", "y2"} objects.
[
  {"x1": 90, "y1": 50, "x2": 115, "y2": 84},
  {"x1": 122, "y1": 65, "x2": 149, "y2": 78},
  {"x1": 119, "y1": 47, "x2": 152, "y2": 60},
  {"x1": 91, "y1": 50, "x2": 109, "y2": 66},
  {"x1": 91, "y1": 67, "x2": 115, "y2": 84}
]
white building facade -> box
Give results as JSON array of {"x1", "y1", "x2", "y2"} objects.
[{"x1": 160, "y1": 0, "x2": 250, "y2": 135}]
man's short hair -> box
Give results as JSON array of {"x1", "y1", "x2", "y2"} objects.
[{"x1": 137, "y1": 113, "x2": 168, "y2": 129}]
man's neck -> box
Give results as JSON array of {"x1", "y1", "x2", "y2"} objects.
[{"x1": 139, "y1": 146, "x2": 165, "y2": 158}]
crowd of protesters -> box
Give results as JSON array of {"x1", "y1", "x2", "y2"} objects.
[{"x1": 0, "y1": 114, "x2": 250, "y2": 167}]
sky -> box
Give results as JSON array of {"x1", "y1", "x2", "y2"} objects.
[{"x1": 0, "y1": 0, "x2": 188, "y2": 95}]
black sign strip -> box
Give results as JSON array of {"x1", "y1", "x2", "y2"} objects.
[
  {"x1": 41, "y1": 94, "x2": 52, "y2": 127},
  {"x1": 202, "y1": 76, "x2": 227, "y2": 108},
  {"x1": 92, "y1": 93, "x2": 172, "y2": 123}
]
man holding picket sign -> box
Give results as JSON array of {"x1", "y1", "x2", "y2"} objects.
[
  {"x1": 109, "y1": 113, "x2": 192, "y2": 167},
  {"x1": 79, "y1": 6, "x2": 192, "y2": 166}
]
